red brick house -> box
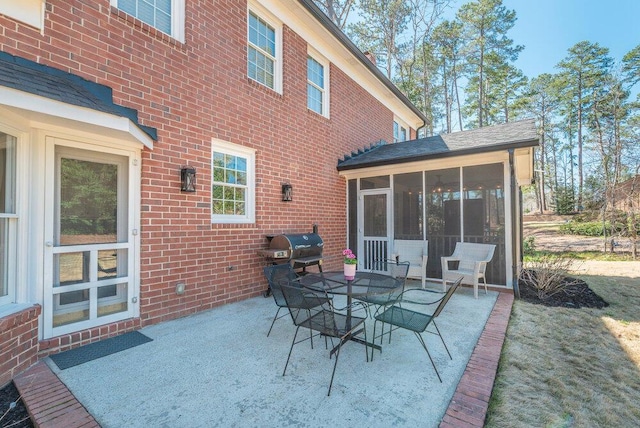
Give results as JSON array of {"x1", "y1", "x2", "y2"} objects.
[{"x1": 0, "y1": 0, "x2": 536, "y2": 384}]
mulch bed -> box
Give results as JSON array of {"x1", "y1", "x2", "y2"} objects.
[
  {"x1": 518, "y1": 274, "x2": 609, "y2": 309},
  {"x1": 0, "y1": 381, "x2": 33, "y2": 428}
]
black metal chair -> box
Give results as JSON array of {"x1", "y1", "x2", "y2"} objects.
[
  {"x1": 263, "y1": 264, "x2": 299, "y2": 337},
  {"x1": 280, "y1": 280, "x2": 369, "y2": 396},
  {"x1": 371, "y1": 276, "x2": 463, "y2": 383},
  {"x1": 356, "y1": 260, "x2": 410, "y2": 318}
]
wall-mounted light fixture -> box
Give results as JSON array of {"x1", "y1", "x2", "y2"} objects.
[
  {"x1": 180, "y1": 166, "x2": 196, "y2": 192},
  {"x1": 282, "y1": 183, "x2": 292, "y2": 202}
]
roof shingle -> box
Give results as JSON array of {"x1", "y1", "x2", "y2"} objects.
[
  {"x1": 337, "y1": 119, "x2": 539, "y2": 170},
  {"x1": 0, "y1": 51, "x2": 157, "y2": 141}
]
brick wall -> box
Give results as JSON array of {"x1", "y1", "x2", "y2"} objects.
[
  {"x1": 0, "y1": 306, "x2": 41, "y2": 387},
  {"x1": 0, "y1": 0, "x2": 404, "y2": 359}
]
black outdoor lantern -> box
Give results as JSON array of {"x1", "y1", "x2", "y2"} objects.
[
  {"x1": 282, "y1": 183, "x2": 292, "y2": 202},
  {"x1": 180, "y1": 166, "x2": 196, "y2": 192}
]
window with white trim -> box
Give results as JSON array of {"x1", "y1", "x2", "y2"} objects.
[
  {"x1": 211, "y1": 140, "x2": 256, "y2": 224},
  {"x1": 0, "y1": 131, "x2": 17, "y2": 306},
  {"x1": 112, "y1": 0, "x2": 185, "y2": 42},
  {"x1": 247, "y1": 8, "x2": 282, "y2": 92},
  {"x1": 307, "y1": 54, "x2": 329, "y2": 116},
  {"x1": 393, "y1": 120, "x2": 408, "y2": 143}
]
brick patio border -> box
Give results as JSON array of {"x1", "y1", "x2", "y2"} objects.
[
  {"x1": 13, "y1": 361, "x2": 99, "y2": 428},
  {"x1": 440, "y1": 292, "x2": 514, "y2": 427}
]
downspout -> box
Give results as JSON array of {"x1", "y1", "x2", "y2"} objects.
[
  {"x1": 509, "y1": 149, "x2": 520, "y2": 298},
  {"x1": 416, "y1": 120, "x2": 427, "y2": 139}
]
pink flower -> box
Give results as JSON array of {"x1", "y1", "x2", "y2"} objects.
[{"x1": 343, "y1": 249, "x2": 357, "y2": 264}]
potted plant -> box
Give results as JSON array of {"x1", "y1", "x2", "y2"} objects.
[{"x1": 342, "y1": 249, "x2": 357, "y2": 280}]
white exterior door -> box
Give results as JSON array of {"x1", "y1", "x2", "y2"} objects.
[
  {"x1": 358, "y1": 190, "x2": 392, "y2": 272},
  {"x1": 43, "y1": 137, "x2": 140, "y2": 338}
]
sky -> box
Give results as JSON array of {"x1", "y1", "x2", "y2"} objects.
[{"x1": 459, "y1": 0, "x2": 640, "y2": 80}]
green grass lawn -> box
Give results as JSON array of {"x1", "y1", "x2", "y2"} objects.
[{"x1": 525, "y1": 250, "x2": 635, "y2": 262}]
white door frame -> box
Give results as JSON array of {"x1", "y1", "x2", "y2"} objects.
[
  {"x1": 43, "y1": 136, "x2": 140, "y2": 339},
  {"x1": 357, "y1": 189, "x2": 392, "y2": 272}
]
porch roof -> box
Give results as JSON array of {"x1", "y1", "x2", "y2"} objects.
[
  {"x1": 337, "y1": 118, "x2": 539, "y2": 171},
  {"x1": 0, "y1": 51, "x2": 157, "y2": 144}
]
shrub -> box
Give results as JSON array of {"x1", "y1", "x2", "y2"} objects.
[
  {"x1": 520, "y1": 253, "x2": 583, "y2": 300},
  {"x1": 523, "y1": 236, "x2": 536, "y2": 255},
  {"x1": 559, "y1": 220, "x2": 624, "y2": 237}
]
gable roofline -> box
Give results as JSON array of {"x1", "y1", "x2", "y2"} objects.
[{"x1": 297, "y1": 0, "x2": 427, "y2": 125}]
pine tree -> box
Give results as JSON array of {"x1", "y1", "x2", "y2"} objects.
[{"x1": 457, "y1": 0, "x2": 523, "y2": 128}]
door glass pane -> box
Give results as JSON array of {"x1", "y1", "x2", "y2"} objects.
[
  {"x1": 364, "y1": 194, "x2": 387, "y2": 236},
  {"x1": 60, "y1": 158, "x2": 118, "y2": 245},
  {"x1": 98, "y1": 283, "x2": 128, "y2": 317},
  {"x1": 98, "y1": 249, "x2": 128, "y2": 279},
  {"x1": 55, "y1": 252, "x2": 90, "y2": 286},
  {"x1": 54, "y1": 290, "x2": 90, "y2": 327},
  {"x1": 394, "y1": 172, "x2": 423, "y2": 240}
]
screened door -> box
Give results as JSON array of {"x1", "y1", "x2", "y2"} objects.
[
  {"x1": 44, "y1": 139, "x2": 138, "y2": 338},
  {"x1": 358, "y1": 190, "x2": 392, "y2": 271}
]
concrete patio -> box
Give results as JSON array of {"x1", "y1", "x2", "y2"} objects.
[{"x1": 16, "y1": 282, "x2": 513, "y2": 427}]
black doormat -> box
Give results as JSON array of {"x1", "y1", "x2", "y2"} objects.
[{"x1": 50, "y1": 331, "x2": 153, "y2": 370}]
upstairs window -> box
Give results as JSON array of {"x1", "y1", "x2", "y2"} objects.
[
  {"x1": 248, "y1": 8, "x2": 282, "y2": 92},
  {"x1": 393, "y1": 120, "x2": 408, "y2": 143},
  {"x1": 307, "y1": 55, "x2": 329, "y2": 117},
  {"x1": 0, "y1": 0, "x2": 45, "y2": 30},
  {"x1": 113, "y1": 0, "x2": 185, "y2": 42}
]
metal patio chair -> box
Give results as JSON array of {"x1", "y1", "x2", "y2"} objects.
[
  {"x1": 263, "y1": 264, "x2": 299, "y2": 337},
  {"x1": 280, "y1": 280, "x2": 369, "y2": 396},
  {"x1": 355, "y1": 259, "x2": 410, "y2": 320},
  {"x1": 371, "y1": 276, "x2": 463, "y2": 383}
]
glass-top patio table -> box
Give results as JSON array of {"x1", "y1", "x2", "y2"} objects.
[{"x1": 297, "y1": 271, "x2": 404, "y2": 354}]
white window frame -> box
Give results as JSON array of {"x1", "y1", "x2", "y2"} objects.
[
  {"x1": 307, "y1": 48, "x2": 330, "y2": 117},
  {"x1": 393, "y1": 118, "x2": 409, "y2": 143},
  {"x1": 211, "y1": 139, "x2": 256, "y2": 224},
  {"x1": 0, "y1": 0, "x2": 45, "y2": 32},
  {"x1": 0, "y1": 125, "x2": 23, "y2": 308},
  {"x1": 111, "y1": 0, "x2": 185, "y2": 43},
  {"x1": 247, "y1": 2, "x2": 283, "y2": 94}
]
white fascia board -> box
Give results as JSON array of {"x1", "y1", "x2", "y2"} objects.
[
  {"x1": 256, "y1": 0, "x2": 423, "y2": 130},
  {"x1": 514, "y1": 147, "x2": 534, "y2": 185},
  {"x1": 0, "y1": 86, "x2": 154, "y2": 149},
  {"x1": 339, "y1": 151, "x2": 511, "y2": 180}
]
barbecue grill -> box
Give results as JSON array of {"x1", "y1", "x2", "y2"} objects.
[{"x1": 259, "y1": 228, "x2": 324, "y2": 296}]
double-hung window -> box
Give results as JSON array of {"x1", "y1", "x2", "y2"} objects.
[
  {"x1": 0, "y1": 131, "x2": 17, "y2": 306},
  {"x1": 307, "y1": 54, "x2": 329, "y2": 116},
  {"x1": 248, "y1": 8, "x2": 282, "y2": 92},
  {"x1": 112, "y1": 0, "x2": 185, "y2": 42},
  {"x1": 211, "y1": 140, "x2": 256, "y2": 224},
  {"x1": 393, "y1": 120, "x2": 408, "y2": 143}
]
